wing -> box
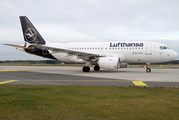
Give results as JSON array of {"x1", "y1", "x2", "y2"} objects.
[{"x1": 33, "y1": 44, "x2": 105, "y2": 60}]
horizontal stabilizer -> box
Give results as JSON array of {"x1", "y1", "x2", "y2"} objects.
[{"x1": 3, "y1": 44, "x2": 32, "y2": 49}]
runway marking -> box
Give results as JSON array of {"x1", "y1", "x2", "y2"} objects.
[
  {"x1": 0, "y1": 80, "x2": 19, "y2": 84},
  {"x1": 0, "y1": 69, "x2": 40, "y2": 72},
  {"x1": 132, "y1": 81, "x2": 147, "y2": 86}
]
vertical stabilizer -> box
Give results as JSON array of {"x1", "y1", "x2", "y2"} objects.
[{"x1": 20, "y1": 16, "x2": 45, "y2": 45}]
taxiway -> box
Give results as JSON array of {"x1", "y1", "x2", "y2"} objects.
[{"x1": 0, "y1": 66, "x2": 179, "y2": 87}]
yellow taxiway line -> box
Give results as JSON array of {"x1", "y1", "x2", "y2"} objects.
[
  {"x1": 132, "y1": 81, "x2": 147, "y2": 86},
  {"x1": 0, "y1": 69, "x2": 40, "y2": 72},
  {"x1": 0, "y1": 80, "x2": 19, "y2": 84},
  {"x1": 0, "y1": 79, "x2": 148, "y2": 86}
]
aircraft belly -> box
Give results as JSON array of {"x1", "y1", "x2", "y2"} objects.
[
  {"x1": 52, "y1": 53, "x2": 73, "y2": 62},
  {"x1": 125, "y1": 54, "x2": 146, "y2": 63}
]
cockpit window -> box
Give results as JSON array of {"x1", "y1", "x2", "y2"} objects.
[
  {"x1": 159, "y1": 46, "x2": 170, "y2": 50},
  {"x1": 163, "y1": 46, "x2": 167, "y2": 49}
]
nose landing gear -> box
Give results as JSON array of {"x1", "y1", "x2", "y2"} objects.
[
  {"x1": 146, "y1": 62, "x2": 151, "y2": 73},
  {"x1": 146, "y1": 67, "x2": 151, "y2": 73}
]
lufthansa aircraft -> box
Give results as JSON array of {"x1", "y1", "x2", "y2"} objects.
[{"x1": 4, "y1": 16, "x2": 178, "y2": 73}]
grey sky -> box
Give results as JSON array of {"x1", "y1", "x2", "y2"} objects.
[{"x1": 0, "y1": 0, "x2": 179, "y2": 60}]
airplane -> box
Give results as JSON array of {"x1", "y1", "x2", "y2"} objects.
[{"x1": 4, "y1": 16, "x2": 178, "y2": 73}]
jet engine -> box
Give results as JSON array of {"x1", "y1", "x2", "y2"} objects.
[
  {"x1": 91, "y1": 57, "x2": 128, "y2": 70},
  {"x1": 97, "y1": 57, "x2": 120, "y2": 69}
]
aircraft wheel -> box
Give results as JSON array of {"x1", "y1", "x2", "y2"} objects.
[
  {"x1": 94, "y1": 66, "x2": 100, "y2": 71},
  {"x1": 82, "y1": 66, "x2": 90, "y2": 72},
  {"x1": 146, "y1": 68, "x2": 151, "y2": 73}
]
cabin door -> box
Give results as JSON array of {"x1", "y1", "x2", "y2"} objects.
[{"x1": 145, "y1": 43, "x2": 152, "y2": 55}]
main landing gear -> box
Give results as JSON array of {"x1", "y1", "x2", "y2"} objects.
[
  {"x1": 146, "y1": 63, "x2": 151, "y2": 73},
  {"x1": 82, "y1": 66, "x2": 90, "y2": 72},
  {"x1": 94, "y1": 65, "x2": 100, "y2": 71},
  {"x1": 82, "y1": 65, "x2": 100, "y2": 72}
]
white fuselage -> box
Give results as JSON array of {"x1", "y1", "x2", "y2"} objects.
[{"x1": 46, "y1": 41, "x2": 178, "y2": 63}]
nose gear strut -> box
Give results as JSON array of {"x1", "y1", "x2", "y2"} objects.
[{"x1": 146, "y1": 62, "x2": 151, "y2": 73}]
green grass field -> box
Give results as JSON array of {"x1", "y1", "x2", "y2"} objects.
[{"x1": 0, "y1": 85, "x2": 179, "y2": 120}]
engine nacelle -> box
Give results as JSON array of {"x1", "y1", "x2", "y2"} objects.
[{"x1": 97, "y1": 57, "x2": 120, "y2": 69}]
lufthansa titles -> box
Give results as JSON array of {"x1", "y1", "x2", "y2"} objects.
[{"x1": 110, "y1": 42, "x2": 143, "y2": 47}]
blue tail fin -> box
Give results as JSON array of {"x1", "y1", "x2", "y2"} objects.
[{"x1": 20, "y1": 16, "x2": 46, "y2": 45}]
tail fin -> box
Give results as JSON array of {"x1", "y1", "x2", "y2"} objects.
[{"x1": 20, "y1": 16, "x2": 46, "y2": 45}]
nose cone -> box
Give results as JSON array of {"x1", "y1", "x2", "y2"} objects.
[{"x1": 172, "y1": 51, "x2": 178, "y2": 59}]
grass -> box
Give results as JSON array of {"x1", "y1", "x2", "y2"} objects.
[{"x1": 0, "y1": 85, "x2": 179, "y2": 120}]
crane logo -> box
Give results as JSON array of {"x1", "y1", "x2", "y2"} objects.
[{"x1": 25, "y1": 28, "x2": 37, "y2": 42}]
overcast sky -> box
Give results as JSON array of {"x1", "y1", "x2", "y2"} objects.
[{"x1": 0, "y1": 0, "x2": 179, "y2": 60}]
